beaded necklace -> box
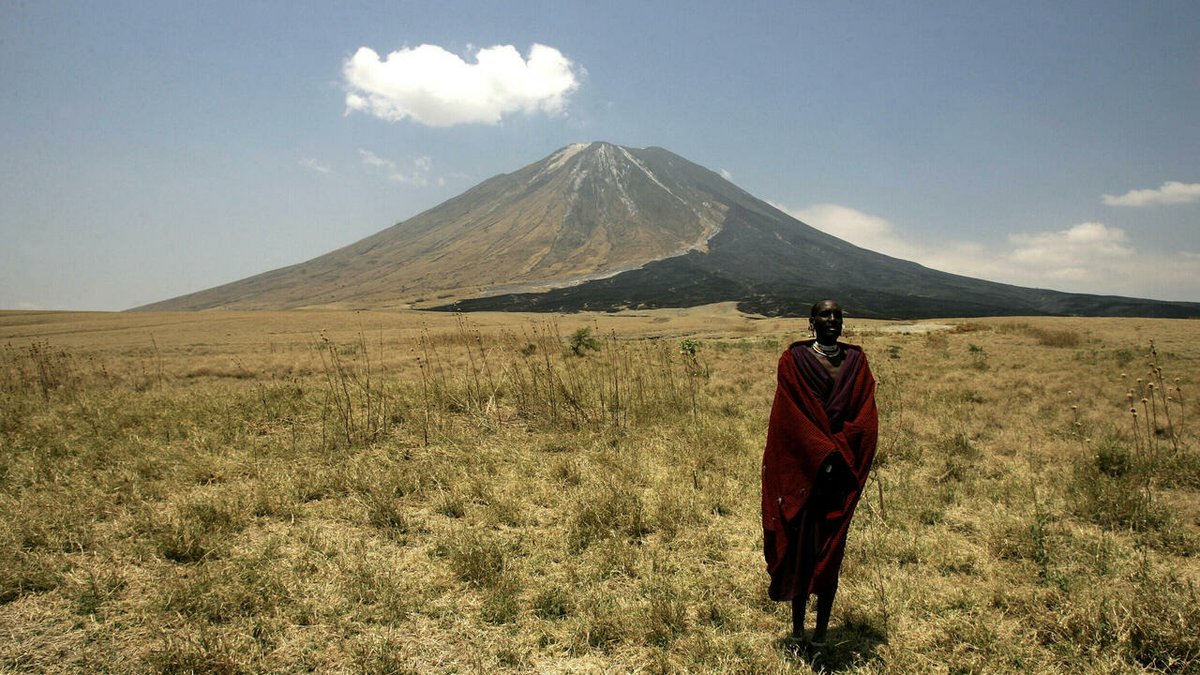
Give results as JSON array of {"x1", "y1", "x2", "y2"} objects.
[{"x1": 811, "y1": 341, "x2": 841, "y2": 359}]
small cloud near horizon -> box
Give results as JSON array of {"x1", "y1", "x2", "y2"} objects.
[
  {"x1": 719, "y1": 168, "x2": 733, "y2": 181},
  {"x1": 773, "y1": 202, "x2": 1200, "y2": 301},
  {"x1": 343, "y1": 43, "x2": 581, "y2": 127},
  {"x1": 1102, "y1": 181, "x2": 1200, "y2": 207}
]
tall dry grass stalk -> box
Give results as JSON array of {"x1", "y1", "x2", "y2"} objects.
[{"x1": 315, "y1": 330, "x2": 392, "y2": 449}]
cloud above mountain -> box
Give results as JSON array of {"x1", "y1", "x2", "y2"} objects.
[
  {"x1": 358, "y1": 149, "x2": 440, "y2": 186},
  {"x1": 299, "y1": 157, "x2": 331, "y2": 174},
  {"x1": 1102, "y1": 181, "x2": 1200, "y2": 207},
  {"x1": 343, "y1": 43, "x2": 581, "y2": 127}
]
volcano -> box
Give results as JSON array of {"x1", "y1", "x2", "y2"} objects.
[{"x1": 137, "y1": 142, "x2": 1200, "y2": 319}]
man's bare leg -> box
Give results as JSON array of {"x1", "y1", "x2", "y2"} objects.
[
  {"x1": 790, "y1": 596, "x2": 807, "y2": 640},
  {"x1": 811, "y1": 588, "x2": 836, "y2": 644}
]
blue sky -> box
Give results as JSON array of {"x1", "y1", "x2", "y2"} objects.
[{"x1": 2, "y1": 0, "x2": 1197, "y2": 311}]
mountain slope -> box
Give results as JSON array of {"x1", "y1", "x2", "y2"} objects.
[
  {"x1": 138, "y1": 142, "x2": 1200, "y2": 319},
  {"x1": 137, "y1": 142, "x2": 726, "y2": 311},
  {"x1": 436, "y1": 146, "x2": 1199, "y2": 319}
]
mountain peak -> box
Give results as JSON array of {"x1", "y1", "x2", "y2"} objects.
[
  {"x1": 135, "y1": 144, "x2": 1200, "y2": 319},
  {"x1": 138, "y1": 143, "x2": 732, "y2": 311}
]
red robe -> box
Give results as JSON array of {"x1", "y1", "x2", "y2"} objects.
[{"x1": 761, "y1": 340, "x2": 878, "y2": 601}]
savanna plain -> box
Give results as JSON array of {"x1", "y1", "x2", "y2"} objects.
[{"x1": 1, "y1": 305, "x2": 1197, "y2": 673}]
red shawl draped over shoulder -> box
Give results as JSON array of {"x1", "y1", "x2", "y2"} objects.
[{"x1": 761, "y1": 340, "x2": 878, "y2": 601}]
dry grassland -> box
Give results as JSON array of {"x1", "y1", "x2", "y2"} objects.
[{"x1": 1, "y1": 306, "x2": 1197, "y2": 673}]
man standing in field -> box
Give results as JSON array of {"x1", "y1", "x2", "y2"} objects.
[{"x1": 761, "y1": 299, "x2": 878, "y2": 647}]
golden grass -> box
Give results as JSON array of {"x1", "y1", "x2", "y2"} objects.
[{"x1": 0, "y1": 307, "x2": 1197, "y2": 672}]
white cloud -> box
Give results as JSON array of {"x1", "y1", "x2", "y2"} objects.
[
  {"x1": 1102, "y1": 181, "x2": 1200, "y2": 207},
  {"x1": 773, "y1": 201, "x2": 1200, "y2": 300},
  {"x1": 1008, "y1": 222, "x2": 1132, "y2": 268},
  {"x1": 719, "y1": 168, "x2": 733, "y2": 181},
  {"x1": 773, "y1": 203, "x2": 921, "y2": 259},
  {"x1": 343, "y1": 43, "x2": 581, "y2": 127},
  {"x1": 358, "y1": 149, "x2": 392, "y2": 169},
  {"x1": 358, "y1": 149, "x2": 439, "y2": 186},
  {"x1": 299, "y1": 157, "x2": 331, "y2": 174}
]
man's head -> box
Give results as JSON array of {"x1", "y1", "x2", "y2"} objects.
[{"x1": 809, "y1": 299, "x2": 843, "y2": 345}]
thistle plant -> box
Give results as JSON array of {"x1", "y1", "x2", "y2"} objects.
[
  {"x1": 1131, "y1": 407, "x2": 1142, "y2": 456},
  {"x1": 1174, "y1": 378, "x2": 1185, "y2": 431},
  {"x1": 1145, "y1": 342, "x2": 1182, "y2": 453}
]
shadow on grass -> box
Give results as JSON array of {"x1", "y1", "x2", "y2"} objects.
[{"x1": 778, "y1": 617, "x2": 887, "y2": 672}]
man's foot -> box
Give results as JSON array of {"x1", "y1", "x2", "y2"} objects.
[
  {"x1": 807, "y1": 639, "x2": 828, "y2": 663},
  {"x1": 780, "y1": 633, "x2": 806, "y2": 658}
]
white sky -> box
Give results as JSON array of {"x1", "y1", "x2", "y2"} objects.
[{"x1": 1, "y1": 0, "x2": 1197, "y2": 310}]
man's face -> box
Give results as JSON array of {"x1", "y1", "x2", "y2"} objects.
[{"x1": 809, "y1": 301, "x2": 843, "y2": 343}]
